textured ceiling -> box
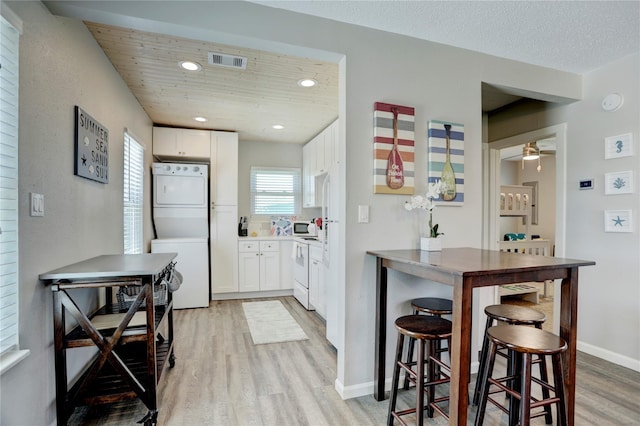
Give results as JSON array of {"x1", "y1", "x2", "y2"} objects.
[{"x1": 251, "y1": 0, "x2": 640, "y2": 74}]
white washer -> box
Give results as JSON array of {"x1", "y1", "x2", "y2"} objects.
[{"x1": 151, "y1": 238, "x2": 208, "y2": 309}]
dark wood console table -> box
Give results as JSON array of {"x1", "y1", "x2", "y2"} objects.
[
  {"x1": 40, "y1": 253, "x2": 177, "y2": 426},
  {"x1": 367, "y1": 247, "x2": 595, "y2": 425}
]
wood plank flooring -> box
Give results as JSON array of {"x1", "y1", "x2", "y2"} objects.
[{"x1": 68, "y1": 296, "x2": 640, "y2": 425}]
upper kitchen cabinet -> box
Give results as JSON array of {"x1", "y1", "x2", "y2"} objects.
[
  {"x1": 210, "y1": 131, "x2": 239, "y2": 206},
  {"x1": 153, "y1": 127, "x2": 211, "y2": 161},
  {"x1": 303, "y1": 119, "x2": 338, "y2": 208}
]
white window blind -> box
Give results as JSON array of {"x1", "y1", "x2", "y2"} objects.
[
  {"x1": 123, "y1": 133, "x2": 144, "y2": 254},
  {"x1": 250, "y1": 167, "x2": 301, "y2": 216},
  {"x1": 0, "y1": 15, "x2": 20, "y2": 355}
]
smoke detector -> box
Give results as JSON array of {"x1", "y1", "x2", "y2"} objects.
[{"x1": 208, "y1": 52, "x2": 247, "y2": 70}]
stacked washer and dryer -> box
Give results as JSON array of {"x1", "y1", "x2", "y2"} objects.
[{"x1": 151, "y1": 163, "x2": 209, "y2": 309}]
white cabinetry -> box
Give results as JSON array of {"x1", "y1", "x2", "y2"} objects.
[
  {"x1": 238, "y1": 240, "x2": 280, "y2": 292},
  {"x1": 302, "y1": 119, "x2": 338, "y2": 208},
  {"x1": 302, "y1": 142, "x2": 315, "y2": 208},
  {"x1": 153, "y1": 127, "x2": 211, "y2": 161},
  {"x1": 210, "y1": 132, "x2": 239, "y2": 295},
  {"x1": 308, "y1": 244, "x2": 325, "y2": 318},
  {"x1": 211, "y1": 132, "x2": 239, "y2": 206}
]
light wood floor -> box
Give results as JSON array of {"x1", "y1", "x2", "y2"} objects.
[{"x1": 69, "y1": 296, "x2": 640, "y2": 425}]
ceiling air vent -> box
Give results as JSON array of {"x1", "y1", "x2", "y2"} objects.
[{"x1": 208, "y1": 52, "x2": 247, "y2": 70}]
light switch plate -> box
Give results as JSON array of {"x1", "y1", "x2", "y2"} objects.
[
  {"x1": 358, "y1": 205, "x2": 369, "y2": 223},
  {"x1": 30, "y1": 193, "x2": 44, "y2": 217}
]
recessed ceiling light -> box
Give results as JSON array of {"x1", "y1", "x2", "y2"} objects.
[
  {"x1": 179, "y1": 61, "x2": 202, "y2": 71},
  {"x1": 297, "y1": 79, "x2": 317, "y2": 88},
  {"x1": 272, "y1": 125, "x2": 284, "y2": 130},
  {"x1": 193, "y1": 116, "x2": 208, "y2": 122}
]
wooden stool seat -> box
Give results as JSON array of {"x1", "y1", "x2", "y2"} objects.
[
  {"x1": 395, "y1": 315, "x2": 452, "y2": 340},
  {"x1": 411, "y1": 297, "x2": 453, "y2": 316},
  {"x1": 473, "y1": 304, "x2": 547, "y2": 407},
  {"x1": 388, "y1": 315, "x2": 452, "y2": 425},
  {"x1": 484, "y1": 304, "x2": 546, "y2": 325},
  {"x1": 474, "y1": 325, "x2": 568, "y2": 426},
  {"x1": 489, "y1": 324, "x2": 567, "y2": 355}
]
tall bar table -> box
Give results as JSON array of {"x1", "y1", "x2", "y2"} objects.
[{"x1": 367, "y1": 247, "x2": 595, "y2": 425}]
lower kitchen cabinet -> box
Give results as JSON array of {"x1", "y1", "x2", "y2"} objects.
[
  {"x1": 211, "y1": 205, "x2": 239, "y2": 294},
  {"x1": 238, "y1": 240, "x2": 280, "y2": 292},
  {"x1": 309, "y1": 244, "x2": 326, "y2": 318}
]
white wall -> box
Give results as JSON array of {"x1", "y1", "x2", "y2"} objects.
[
  {"x1": 558, "y1": 54, "x2": 639, "y2": 368},
  {"x1": 1, "y1": 2, "x2": 153, "y2": 424}
]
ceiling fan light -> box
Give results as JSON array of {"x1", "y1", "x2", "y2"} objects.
[{"x1": 522, "y1": 142, "x2": 540, "y2": 160}]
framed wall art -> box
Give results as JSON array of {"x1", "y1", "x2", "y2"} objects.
[
  {"x1": 604, "y1": 209, "x2": 632, "y2": 233},
  {"x1": 604, "y1": 170, "x2": 633, "y2": 195},
  {"x1": 74, "y1": 106, "x2": 109, "y2": 183},
  {"x1": 428, "y1": 120, "x2": 464, "y2": 206},
  {"x1": 604, "y1": 133, "x2": 633, "y2": 159},
  {"x1": 373, "y1": 102, "x2": 415, "y2": 195}
]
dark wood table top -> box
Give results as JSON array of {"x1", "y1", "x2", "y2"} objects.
[{"x1": 367, "y1": 247, "x2": 595, "y2": 279}]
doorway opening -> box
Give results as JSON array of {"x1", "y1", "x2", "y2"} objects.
[{"x1": 485, "y1": 123, "x2": 567, "y2": 334}]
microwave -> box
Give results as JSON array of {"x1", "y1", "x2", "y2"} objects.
[{"x1": 292, "y1": 221, "x2": 312, "y2": 236}]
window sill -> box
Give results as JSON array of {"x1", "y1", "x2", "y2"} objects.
[{"x1": 0, "y1": 349, "x2": 30, "y2": 375}]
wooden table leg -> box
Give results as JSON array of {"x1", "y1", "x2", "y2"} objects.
[
  {"x1": 560, "y1": 268, "x2": 579, "y2": 426},
  {"x1": 52, "y1": 289, "x2": 69, "y2": 426},
  {"x1": 374, "y1": 257, "x2": 388, "y2": 401},
  {"x1": 448, "y1": 277, "x2": 472, "y2": 425}
]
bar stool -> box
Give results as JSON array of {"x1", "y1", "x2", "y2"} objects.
[
  {"x1": 474, "y1": 325, "x2": 568, "y2": 426},
  {"x1": 472, "y1": 304, "x2": 547, "y2": 408},
  {"x1": 388, "y1": 315, "x2": 452, "y2": 426},
  {"x1": 403, "y1": 298, "x2": 452, "y2": 390}
]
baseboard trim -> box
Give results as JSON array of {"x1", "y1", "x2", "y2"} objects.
[
  {"x1": 578, "y1": 340, "x2": 640, "y2": 372},
  {"x1": 211, "y1": 289, "x2": 293, "y2": 301}
]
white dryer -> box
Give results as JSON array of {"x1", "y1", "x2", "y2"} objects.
[{"x1": 152, "y1": 162, "x2": 208, "y2": 238}]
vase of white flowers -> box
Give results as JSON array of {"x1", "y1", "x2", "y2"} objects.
[{"x1": 405, "y1": 180, "x2": 443, "y2": 251}]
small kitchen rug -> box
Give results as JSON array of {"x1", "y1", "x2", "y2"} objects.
[{"x1": 242, "y1": 300, "x2": 309, "y2": 345}]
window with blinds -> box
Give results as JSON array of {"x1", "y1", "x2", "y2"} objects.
[
  {"x1": 250, "y1": 167, "x2": 301, "y2": 216},
  {"x1": 0, "y1": 14, "x2": 20, "y2": 356},
  {"x1": 123, "y1": 133, "x2": 144, "y2": 254}
]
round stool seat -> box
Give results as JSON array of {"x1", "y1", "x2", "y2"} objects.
[
  {"x1": 411, "y1": 297, "x2": 453, "y2": 316},
  {"x1": 484, "y1": 304, "x2": 546, "y2": 325},
  {"x1": 488, "y1": 325, "x2": 567, "y2": 355},
  {"x1": 395, "y1": 315, "x2": 452, "y2": 340}
]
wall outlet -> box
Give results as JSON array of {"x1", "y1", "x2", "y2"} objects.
[{"x1": 30, "y1": 193, "x2": 44, "y2": 217}]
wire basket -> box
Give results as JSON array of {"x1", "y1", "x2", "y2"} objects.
[{"x1": 116, "y1": 282, "x2": 167, "y2": 310}]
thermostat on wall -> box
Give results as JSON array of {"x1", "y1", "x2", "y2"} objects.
[{"x1": 579, "y1": 179, "x2": 594, "y2": 190}]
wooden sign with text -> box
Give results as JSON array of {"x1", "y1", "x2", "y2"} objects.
[{"x1": 74, "y1": 106, "x2": 109, "y2": 183}]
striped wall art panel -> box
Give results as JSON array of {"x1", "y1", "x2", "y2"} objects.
[
  {"x1": 373, "y1": 102, "x2": 415, "y2": 195},
  {"x1": 428, "y1": 120, "x2": 464, "y2": 206}
]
